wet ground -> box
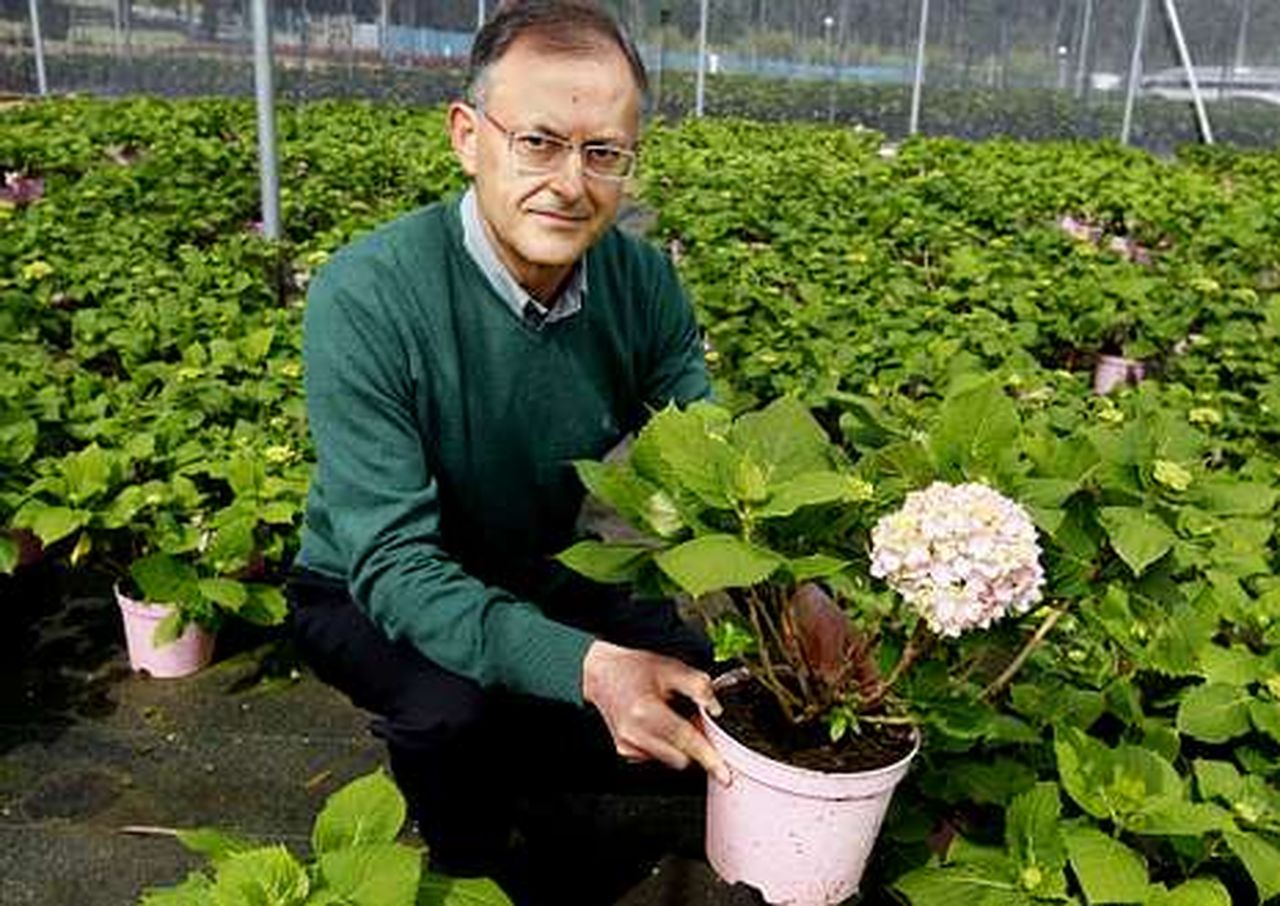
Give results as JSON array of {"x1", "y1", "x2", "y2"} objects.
[{"x1": 0, "y1": 564, "x2": 781, "y2": 906}]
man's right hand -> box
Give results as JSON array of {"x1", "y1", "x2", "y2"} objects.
[{"x1": 582, "y1": 640, "x2": 731, "y2": 786}]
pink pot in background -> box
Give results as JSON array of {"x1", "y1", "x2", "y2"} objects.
[
  {"x1": 701, "y1": 671, "x2": 919, "y2": 906},
  {"x1": 115, "y1": 585, "x2": 215, "y2": 678},
  {"x1": 1093, "y1": 354, "x2": 1147, "y2": 395}
]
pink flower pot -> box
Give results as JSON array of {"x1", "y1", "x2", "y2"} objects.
[
  {"x1": 115, "y1": 585, "x2": 215, "y2": 678},
  {"x1": 701, "y1": 671, "x2": 919, "y2": 906},
  {"x1": 1092, "y1": 354, "x2": 1146, "y2": 395}
]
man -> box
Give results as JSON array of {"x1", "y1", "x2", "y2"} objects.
[{"x1": 287, "y1": 1, "x2": 728, "y2": 901}]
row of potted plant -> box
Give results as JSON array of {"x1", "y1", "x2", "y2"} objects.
[{"x1": 1, "y1": 97, "x2": 465, "y2": 672}]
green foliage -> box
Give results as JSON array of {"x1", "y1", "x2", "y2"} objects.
[{"x1": 136, "y1": 770, "x2": 511, "y2": 906}]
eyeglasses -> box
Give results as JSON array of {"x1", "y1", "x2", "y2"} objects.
[{"x1": 475, "y1": 107, "x2": 638, "y2": 181}]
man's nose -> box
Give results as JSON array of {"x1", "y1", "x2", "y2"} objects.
[{"x1": 546, "y1": 147, "x2": 587, "y2": 200}]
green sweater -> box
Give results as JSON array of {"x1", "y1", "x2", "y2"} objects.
[{"x1": 299, "y1": 194, "x2": 710, "y2": 705}]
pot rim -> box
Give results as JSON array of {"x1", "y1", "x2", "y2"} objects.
[{"x1": 702, "y1": 667, "x2": 921, "y2": 794}]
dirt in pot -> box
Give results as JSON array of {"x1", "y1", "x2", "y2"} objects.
[{"x1": 715, "y1": 679, "x2": 916, "y2": 774}]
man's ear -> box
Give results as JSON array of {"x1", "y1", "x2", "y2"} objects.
[{"x1": 448, "y1": 102, "x2": 479, "y2": 178}]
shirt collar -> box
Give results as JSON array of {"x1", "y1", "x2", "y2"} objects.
[{"x1": 459, "y1": 186, "x2": 586, "y2": 327}]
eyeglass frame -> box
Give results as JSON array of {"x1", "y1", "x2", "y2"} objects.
[{"x1": 472, "y1": 105, "x2": 639, "y2": 182}]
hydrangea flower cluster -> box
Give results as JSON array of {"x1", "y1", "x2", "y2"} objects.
[{"x1": 870, "y1": 482, "x2": 1045, "y2": 637}]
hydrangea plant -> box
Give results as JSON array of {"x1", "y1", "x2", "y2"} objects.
[{"x1": 558, "y1": 395, "x2": 1051, "y2": 741}]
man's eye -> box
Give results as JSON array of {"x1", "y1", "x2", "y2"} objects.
[
  {"x1": 585, "y1": 146, "x2": 623, "y2": 163},
  {"x1": 517, "y1": 133, "x2": 555, "y2": 152}
]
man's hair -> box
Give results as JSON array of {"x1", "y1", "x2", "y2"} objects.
[{"x1": 467, "y1": 0, "x2": 649, "y2": 104}]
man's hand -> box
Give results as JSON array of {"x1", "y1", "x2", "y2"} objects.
[{"x1": 582, "y1": 640, "x2": 731, "y2": 786}]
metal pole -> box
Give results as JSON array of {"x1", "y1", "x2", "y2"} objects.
[
  {"x1": 1073, "y1": 0, "x2": 1093, "y2": 98},
  {"x1": 27, "y1": 0, "x2": 47, "y2": 95},
  {"x1": 476, "y1": 0, "x2": 485, "y2": 29},
  {"x1": 908, "y1": 0, "x2": 929, "y2": 135},
  {"x1": 1120, "y1": 0, "x2": 1150, "y2": 145},
  {"x1": 1162, "y1": 0, "x2": 1213, "y2": 144},
  {"x1": 824, "y1": 15, "x2": 835, "y2": 123},
  {"x1": 379, "y1": 0, "x2": 389, "y2": 60},
  {"x1": 251, "y1": 0, "x2": 281, "y2": 240},
  {"x1": 1233, "y1": 0, "x2": 1251, "y2": 78},
  {"x1": 694, "y1": 0, "x2": 708, "y2": 117}
]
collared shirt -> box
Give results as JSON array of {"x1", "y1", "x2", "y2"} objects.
[{"x1": 459, "y1": 187, "x2": 585, "y2": 328}]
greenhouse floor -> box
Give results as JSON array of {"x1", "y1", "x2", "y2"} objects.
[{"x1": 0, "y1": 565, "x2": 787, "y2": 906}]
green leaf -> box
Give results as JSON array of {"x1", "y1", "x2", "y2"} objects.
[
  {"x1": 1250, "y1": 699, "x2": 1280, "y2": 744},
  {"x1": 1128, "y1": 798, "x2": 1233, "y2": 836},
  {"x1": 1195, "y1": 759, "x2": 1245, "y2": 803},
  {"x1": 1055, "y1": 727, "x2": 1116, "y2": 822},
  {"x1": 573, "y1": 460, "x2": 676, "y2": 538},
  {"x1": 924, "y1": 757, "x2": 1037, "y2": 806},
  {"x1": 1062, "y1": 824, "x2": 1149, "y2": 904},
  {"x1": 1225, "y1": 830, "x2": 1280, "y2": 902},
  {"x1": 18, "y1": 504, "x2": 91, "y2": 547},
  {"x1": 417, "y1": 872, "x2": 514, "y2": 906},
  {"x1": 556, "y1": 541, "x2": 653, "y2": 584},
  {"x1": 1198, "y1": 644, "x2": 1267, "y2": 686},
  {"x1": 137, "y1": 871, "x2": 214, "y2": 905},
  {"x1": 631, "y1": 404, "x2": 738, "y2": 508},
  {"x1": 1177, "y1": 683, "x2": 1252, "y2": 744},
  {"x1": 708, "y1": 616, "x2": 756, "y2": 662},
  {"x1": 1189, "y1": 479, "x2": 1278, "y2": 516},
  {"x1": 317, "y1": 842, "x2": 421, "y2": 906},
  {"x1": 312, "y1": 770, "x2": 405, "y2": 855},
  {"x1": 654, "y1": 534, "x2": 782, "y2": 598},
  {"x1": 892, "y1": 856, "x2": 1027, "y2": 906},
  {"x1": 62, "y1": 443, "x2": 113, "y2": 505},
  {"x1": 0, "y1": 535, "x2": 19, "y2": 575},
  {"x1": 239, "y1": 585, "x2": 287, "y2": 627},
  {"x1": 211, "y1": 845, "x2": 309, "y2": 905},
  {"x1": 754, "y1": 471, "x2": 872, "y2": 519},
  {"x1": 198, "y1": 578, "x2": 248, "y2": 611},
  {"x1": 239, "y1": 327, "x2": 276, "y2": 364},
  {"x1": 929, "y1": 377, "x2": 1019, "y2": 479},
  {"x1": 152, "y1": 609, "x2": 186, "y2": 647},
  {"x1": 727, "y1": 396, "x2": 836, "y2": 483},
  {"x1": 205, "y1": 518, "x2": 256, "y2": 574},
  {"x1": 1098, "y1": 507, "x2": 1175, "y2": 576},
  {"x1": 131, "y1": 554, "x2": 201, "y2": 608},
  {"x1": 784, "y1": 554, "x2": 850, "y2": 582},
  {"x1": 1145, "y1": 877, "x2": 1232, "y2": 906},
  {"x1": 175, "y1": 828, "x2": 257, "y2": 865},
  {"x1": 1005, "y1": 783, "x2": 1067, "y2": 897}
]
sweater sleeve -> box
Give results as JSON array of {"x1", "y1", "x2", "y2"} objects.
[
  {"x1": 641, "y1": 250, "x2": 712, "y2": 408},
  {"x1": 302, "y1": 259, "x2": 596, "y2": 705}
]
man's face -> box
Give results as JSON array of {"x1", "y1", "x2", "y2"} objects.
[{"x1": 449, "y1": 37, "x2": 641, "y2": 298}]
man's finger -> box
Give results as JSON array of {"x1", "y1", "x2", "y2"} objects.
[
  {"x1": 669, "y1": 716, "x2": 731, "y2": 787},
  {"x1": 663, "y1": 665, "x2": 724, "y2": 718}
]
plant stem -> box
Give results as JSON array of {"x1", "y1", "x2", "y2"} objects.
[
  {"x1": 867, "y1": 619, "x2": 931, "y2": 709},
  {"x1": 859, "y1": 715, "x2": 916, "y2": 726},
  {"x1": 981, "y1": 603, "x2": 1070, "y2": 701},
  {"x1": 745, "y1": 589, "x2": 800, "y2": 721}
]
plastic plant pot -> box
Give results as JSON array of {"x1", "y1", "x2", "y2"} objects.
[
  {"x1": 700, "y1": 669, "x2": 920, "y2": 906},
  {"x1": 115, "y1": 584, "x2": 215, "y2": 678},
  {"x1": 1093, "y1": 354, "x2": 1146, "y2": 395}
]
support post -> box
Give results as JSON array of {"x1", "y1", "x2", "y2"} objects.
[
  {"x1": 1162, "y1": 0, "x2": 1213, "y2": 144},
  {"x1": 251, "y1": 0, "x2": 281, "y2": 241},
  {"x1": 1073, "y1": 0, "x2": 1093, "y2": 98},
  {"x1": 1233, "y1": 0, "x2": 1251, "y2": 76},
  {"x1": 908, "y1": 0, "x2": 929, "y2": 135},
  {"x1": 27, "y1": 0, "x2": 46, "y2": 95},
  {"x1": 1120, "y1": 0, "x2": 1150, "y2": 146},
  {"x1": 694, "y1": 0, "x2": 709, "y2": 117},
  {"x1": 27, "y1": 0, "x2": 48, "y2": 95},
  {"x1": 476, "y1": 0, "x2": 485, "y2": 29}
]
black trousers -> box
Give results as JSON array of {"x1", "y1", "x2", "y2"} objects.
[{"x1": 285, "y1": 568, "x2": 713, "y2": 904}]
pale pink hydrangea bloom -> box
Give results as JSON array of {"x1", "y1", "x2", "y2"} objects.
[{"x1": 870, "y1": 482, "x2": 1044, "y2": 637}]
